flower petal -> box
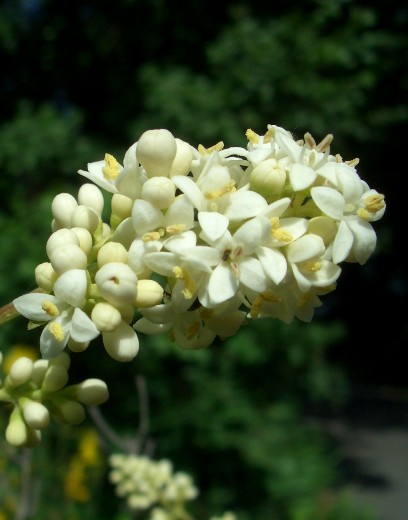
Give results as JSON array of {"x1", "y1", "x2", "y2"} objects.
[
  {"x1": 257, "y1": 246, "x2": 287, "y2": 285},
  {"x1": 70, "y1": 308, "x2": 100, "y2": 343},
  {"x1": 53, "y1": 269, "x2": 87, "y2": 307},
  {"x1": 208, "y1": 264, "x2": 239, "y2": 306},
  {"x1": 311, "y1": 186, "x2": 345, "y2": 220},
  {"x1": 13, "y1": 293, "x2": 59, "y2": 322}
]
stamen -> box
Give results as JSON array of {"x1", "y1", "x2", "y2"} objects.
[
  {"x1": 42, "y1": 301, "x2": 60, "y2": 317},
  {"x1": 48, "y1": 322, "x2": 65, "y2": 342},
  {"x1": 316, "y1": 134, "x2": 333, "y2": 153},
  {"x1": 198, "y1": 141, "x2": 224, "y2": 155},
  {"x1": 245, "y1": 129, "x2": 259, "y2": 144},
  {"x1": 102, "y1": 153, "x2": 120, "y2": 181}
]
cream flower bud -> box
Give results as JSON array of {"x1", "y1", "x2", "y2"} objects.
[
  {"x1": 249, "y1": 159, "x2": 286, "y2": 199},
  {"x1": 103, "y1": 321, "x2": 139, "y2": 361},
  {"x1": 67, "y1": 338, "x2": 90, "y2": 353},
  {"x1": 73, "y1": 378, "x2": 109, "y2": 405},
  {"x1": 46, "y1": 228, "x2": 80, "y2": 258},
  {"x1": 111, "y1": 193, "x2": 133, "y2": 221},
  {"x1": 141, "y1": 177, "x2": 176, "y2": 209},
  {"x1": 170, "y1": 138, "x2": 194, "y2": 176},
  {"x1": 71, "y1": 227, "x2": 93, "y2": 256},
  {"x1": 95, "y1": 262, "x2": 138, "y2": 306},
  {"x1": 8, "y1": 357, "x2": 34, "y2": 387},
  {"x1": 35, "y1": 262, "x2": 58, "y2": 291},
  {"x1": 136, "y1": 129, "x2": 177, "y2": 178},
  {"x1": 42, "y1": 365, "x2": 68, "y2": 392},
  {"x1": 58, "y1": 400, "x2": 85, "y2": 425},
  {"x1": 6, "y1": 408, "x2": 28, "y2": 447},
  {"x1": 91, "y1": 302, "x2": 122, "y2": 332},
  {"x1": 97, "y1": 242, "x2": 128, "y2": 267},
  {"x1": 22, "y1": 401, "x2": 50, "y2": 430},
  {"x1": 70, "y1": 205, "x2": 100, "y2": 234},
  {"x1": 51, "y1": 193, "x2": 78, "y2": 228},
  {"x1": 49, "y1": 352, "x2": 71, "y2": 370},
  {"x1": 135, "y1": 279, "x2": 164, "y2": 308},
  {"x1": 49, "y1": 243, "x2": 88, "y2": 274},
  {"x1": 31, "y1": 359, "x2": 49, "y2": 386},
  {"x1": 78, "y1": 183, "x2": 104, "y2": 216},
  {"x1": 101, "y1": 222, "x2": 111, "y2": 238}
]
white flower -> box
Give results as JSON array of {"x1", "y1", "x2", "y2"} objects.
[
  {"x1": 311, "y1": 168, "x2": 385, "y2": 264},
  {"x1": 13, "y1": 270, "x2": 99, "y2": 359}
]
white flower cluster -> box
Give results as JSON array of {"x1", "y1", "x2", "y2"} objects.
[
  {"x1": 13, "y1": 125, "x2": 385, "y2": 358},
  {"x1": 0, "y1": 352, "x2": 108, "y2": 447},
  {"x1": 109, "y1": 453, "x2": 198, "y2": 514}
]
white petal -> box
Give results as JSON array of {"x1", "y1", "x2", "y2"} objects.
[
  {"x1": 116, "y1": 167, "x2": 142, "y2": 199},
  {"x1": 103, "y1": 321, "x2": 139, "y2": 361},
  {"x1": 144, "y1": 252, "x2": 177, "y2": 276},
  {"x1": 198, "y1": 212, "x2": 229, "y2": 242},
  {"x1": 287, "y1": 234, "x2": 325, "y2": 263},
  {"x1": 238, "y1": 257, "x2": 267, "y2": 292},
  {"x1": 261, "y1": 198, "x2": 291, "y2": 218},
  {"x1": 111, "y1": 217, "x2": 136, "y2": 249},
  {"x1": 78, "y1": 161, "x2": 119, "y2": 194},
  {"x1": 134, "y1": 317, "x2": 172, "y2": 335},
  {"x1": 289, "y1": 163, "x2": 316, "y2": 191},
  {"x1": 311, "y1": 187, "x2": 345, "y2": 220},
  {"x1": 306, "y1": 260, "x2": 341, "y2": 287},
  {"x1": 163, "y1": 230, "x2": 197, "y2": 253},
  {"x1": 181, "y1": 246, "x2": 220, "y2": 271},
  {"x1": 233, "y1": 217, "x2": 271, "y2": 255},
  {"x1": 70, "y1": 308, "x2": 100, "y2": 343},
  {"x1": 164, "y1": 194, "x2": 194, "y2": 230},
  {"x1": 13, "y1": 293, "x2": 59, "y2": 322},
  {"x1": 336, "y1": 165, "x2": 363, "y2": 203},
  {"x1": 53, "y1": 269, "x2": 87, "y2": 307},
  {"x1": 40, "y1": 320, "x2": 70, "y2": 359},
  {"x1": 224, "y1": 190, "x2": 267, "y2": 220},
  {"x1": 291, "y1": 264, "x2": 312, "y2": 292},
  {"x1": 347, "y1": 218, "x2": 377, "y2": 264},
  {"x1": 132, "y1": 200, "x2": 163, "y2": 235},
  {"x1": 278, "y1": 218, "x2": 309, "y2": 241},
  {"x1": 172, "y1": 175, "x2": 205, "y2": 210},
  {"x1": 332, "y1": 221, "x2": 354, "y2": 264},
  {"x1": 257, "y1": 246, "x2": 287, "y2": 285},
  {"x1": 208, "y1": 264, "x2": 239, "y2": 305}
]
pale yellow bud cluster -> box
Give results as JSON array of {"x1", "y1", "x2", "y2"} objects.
[{"x1": 0, "y1": 352, "x2": 108, "y2": 447}]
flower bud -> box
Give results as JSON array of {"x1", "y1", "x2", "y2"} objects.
[
  {"x1": 73, "y1": 378, "x2": 109, "y2": 405},
  {"x1": 46, "y1": 229, "x2": 80, "y2": 258},
  {"x1": 91, "y1": 302, "x2": 122, "y2": 332},
  {"x1": 67, "y1": 338, "x2": 90, "y2": 353},
  {"x1": 8, "y1": 356, "x2": 34, "y2": 387},
  {"x1": 35, "y1": 262, "x2": 58, "y2": 291},
  {"x1": 31, "y1": 359, "x2": 49, "y2": 386},
  {"x1": 170, "y1": 138, "x2": 194, "y2": 176},
  {"x1": 49, "y1": 352, "x2": 71, "y2": 370},
  {"x1": 136, "y1": 129, "x2": 177, "y2": 178},
  {"x1": 49, "y1": 243, "x2": 88, "y2": 274},
  {"x1": 135, "y1": 279, "x2": 164, "y2": 308},
  {"x1": 97, "y1": 242, "x2": 128, "y2": 267},
  {"x1": 22, "y1": 401, "x2": 50, "y2": 430},
  {"x1": 51, "y1": 193, "x2": 78, "y2": 228},
  {"x1": 6, "y1": 408, "x2": 28, "y2": 447},
  {"x1": 249, "y1": 159, "x2": 286, "y2": 199},
  {"x1": 111, "y1": 193, "x2": 133, "y2": 222},
  {"x1": 103, "y1": 321, "x2": 139, "y2": 362},
  {"x1": 71, "y1": 227, "x2": 93, "y2": 256},
  {"x1": 70, "y1": 205, "x2": 100, "y2": 234},
  {"x1": 141, "y1": 177, "x2": 176, "y2": 209},
  {"x1": 95, "y1": 262, "x2": 138, "y2": 307},
  {"x1": 58, "y1": 400, "x2": 85, "y2": 425},
  {"x1": 78, "y1": 183, "x2": 104, "y2": 216},
  {"x1": 42, "y1": 365, "x2": 68, "y2": 392}
]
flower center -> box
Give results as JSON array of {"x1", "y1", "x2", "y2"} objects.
[{"x1": 102, "y1": 153, "x2": 120, "y2": 181}]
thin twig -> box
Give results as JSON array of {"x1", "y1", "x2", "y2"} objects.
[
  {"x1": 133, "y1": 375, "x2": 150, "y2": 455},
  {"x1": 88, "y1": 406, "x2": 129, "y2": 453}
]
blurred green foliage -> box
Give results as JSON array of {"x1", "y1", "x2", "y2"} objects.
[{"x1": 1, "y1": 0, "x2": 407, "y2": 518}]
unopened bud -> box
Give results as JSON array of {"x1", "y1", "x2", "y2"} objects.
[
  {"x1": 71, "y1": 227, "x2": 93, "y2": 256},
  {"x1": 73, "y1": 379, "x2": 109, "y2": 405},
  {"x1": 141, "y1": 177, "x2": 176, "y2": 209},
  {"x1": 97, "y1": 242, "x2": 128, "y2": 267},
  {"x1": 35, "y1": 262, "x2": 58, "y2": 291},
  {"x1": 135, "y1": 279, "x2": 164, "y2": 308},
  {"x1": 6, "y1": 408, "x2": 28, "y2": 447},
  {"x1": 58, "y1": 400, "x2": 85, "y2": 425},
  {"x1": 42, "y1": 365, "x2": 68, "y2": 392},
  {"x1": 136, "y1": 129, "x2": 177, "y2": 178},
  {"x1": 70, "y1": 205, "x2": 100, "y2": 234},
  {"x1": 95, "y1": 262, "x2": 138, "y2": 306},
  {"x1": 249, "y1": 159, "x2": 286, "y2": 199},
  {"x1": 22, "y1": 401, "x2": 50, "y2": 430},
  {"x1": 78, "y1": 183, "x2": 104, "y2": 216},
  {"x1": 46, "y1": 229, "x2": 79, "y2": 258},
  {"x1": 91, "y1": 302, "x2": 122, "y2": 332},
  {"x1": 49, "y1": 243, "x2": 88, "y2": 274},
  {"x1": 8, "y1": 357, "x2": 34, "y2": 387},
  {"x1": 170, "y1": 138, "x2": 194, "y2": 176},
  {"x1": 103, "y1": 321, "x2": 139, "y2": 362},
  {"x1": 51, "y1": 193, "x2": 78, "y2": 228}
]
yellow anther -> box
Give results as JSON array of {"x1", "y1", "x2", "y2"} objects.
[
  {"x1": 197, "y1": 141, "x2": 224, "y2": 155},
  {"x1": 172, "y1": 266, "x2": 196, "y2": 299},
  {"x1": 250, "y1": 290, "x2": 280, "y2": 318},
  {"x1": 357, "y1": 208, "x2": 371, "y2": 220},
  {"x1": 102, "y1": 153, "x2": 120, "y2": 181},
  {"x1": 142, "y1": 231, "x2": 162, "y2": 242},
  {"x1": 186, "y1": 320, "x2": 201, "y2": 339},
  {"x1": 304, "y1": 132, "x2": 317, "y2": 149},
  {"x1": 316, "y1": 134, "x2": 333, "y2": 153},
  {"x1": 48, "y1": 321, "x2": 65, "y2": 342},
  {"x1": 263, "y1": 127, "x2": 274, "y2": 143},
  {"x1": 302, "y1": 260, "x2": 322, "y2": 273},
  {"x1": 346, "y1": 157, "x2": 360, "y2": 167},
  {"x1": 363, "y1": 193, "x2": 385, "y2": 213},
  {"x1": 42, "y1": 300, "x2": 60, "y2": 317},
  {"x1": 245, "y1": 129, "x2": 260, "y2": 144},
  {"x1": 272, "y1": 228, "x2": 293, "y2": 242},
  {"x1": 204, "y1": 180, "x2": 236, "y2": 200},
  {"x1": 166, "y1": 224, "x2": 185, "y2": 235}
]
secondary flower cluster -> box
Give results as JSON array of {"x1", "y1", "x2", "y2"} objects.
[
  {"x1": 13, "y1": 125, "x2": 385, "y2": 360},
  {"x1": 109, "y1": 453, "x2": 236, "y2": 520},
  {"x1": 0, "y1": 351, "x2": 108, "y2": 447}
]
